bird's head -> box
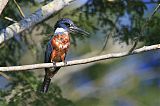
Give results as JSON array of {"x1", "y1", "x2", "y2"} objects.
[{"x1": 54, "y1": 18, "x2": 89, "y2": 36}]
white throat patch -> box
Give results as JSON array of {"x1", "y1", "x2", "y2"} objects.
[{"x1": 54, "y1": 28, "x2": 68, "y2": 35}]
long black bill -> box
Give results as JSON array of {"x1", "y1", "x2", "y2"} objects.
[{"x1": 69, "y1": 26, "x2": 90, "y2": 36}]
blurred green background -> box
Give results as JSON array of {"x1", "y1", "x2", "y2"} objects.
[{"x1": 0, "y1": 0, "x2": 160, "y2": 106}]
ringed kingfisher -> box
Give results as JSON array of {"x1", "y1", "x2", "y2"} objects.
[{"x1": 41, "y1": 18, "x2": 89, "y2": 93}]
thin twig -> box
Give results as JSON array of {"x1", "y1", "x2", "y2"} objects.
[
  {"x1": 99, "y1": 18, "x2": 118, "y2": 53},
  {"x1": 4, "y1": 16, "x2": 17, "y2": 23},
  {"x1": 13, "y1": 0, "x2": 25, "y2": 18},
  {"x1": 149, "y1": 3, "x2": 160, "y2": 20},
  {"x1": 142, "y1": 3, "x2": 160, "y2": 35},
  {"x1": 0, "y1": 43, "x2": 160, "y2": 72},
  {"x1": 128, "y1": 39, "x2": 138, "y2": 54},
  {"x1": 99, "y1": 28, "x2": 114, "y2": 54},
  {"x1": 0, "y1": 72, "x2": 12, "y2": 80}
]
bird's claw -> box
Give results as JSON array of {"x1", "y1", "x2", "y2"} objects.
[
  {"x1": 51, "y1": 62, "x2": 56, "y2": 70},
  {"x1": 52, "y1": 61, "x2": 56, "y2": 67},
  {"x1": 63, "y1": 61, "x2": 67, "y2": 66}
]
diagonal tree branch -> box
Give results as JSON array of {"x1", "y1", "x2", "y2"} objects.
[
  {"x1": 149, "y1": 3, "x2": 160, "y2": 20},
  {"x1": 0, "y1": 72, "x2": 12, "y2": 80},
  {"x1": 0, "y1": 43, "x2": 160, "y2": 72},
  {"x1": 13, "y1": 0, "x2": 25, "y2": 18},
  {"x1": 4, "y1": 16, "x2": 17, "y2": 23},
  {"x1": 0, "y1": 0, "x2": 75, "y2": 44}
]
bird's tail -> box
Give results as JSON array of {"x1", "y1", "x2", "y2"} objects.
[
  {"x1": 40, "y1": 67, "x2": 60, "y2": 93},
  {"x1": 40, "y1": 74, "x2": 51, "y2": 93}
]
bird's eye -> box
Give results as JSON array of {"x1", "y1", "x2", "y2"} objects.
[{"x1": 65, "y1": 23, "x2": 70, "y2": 27}]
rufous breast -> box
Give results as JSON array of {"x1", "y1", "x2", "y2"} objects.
[{"x1": 51, "y1": 34, "x2": 70, "y2": 52}]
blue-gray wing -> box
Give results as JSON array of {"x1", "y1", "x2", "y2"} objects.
[{"x1": 44, "y1": 40, "x2": 53, "y2": 63}]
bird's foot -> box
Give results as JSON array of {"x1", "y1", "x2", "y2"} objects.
[
  {"x1": 51, "y1": 62, "x2": 56, "y2": 70},
  {"x1": 63, "y1": 61, "x2": 67, "y2": 66},
  {"x1": 52, "y1": 61, "x2": 56, "y2": 67}
]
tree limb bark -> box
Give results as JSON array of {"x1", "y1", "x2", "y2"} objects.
[
  {"x1": 0, "y1": 44, "x2": 160, "y2": 72},
  {"x1": 0, "y1": 0, "x2": 8, "y2": 15},
  {"x1": 0, "y1": 0, "x2": 75, "y2": 44}
]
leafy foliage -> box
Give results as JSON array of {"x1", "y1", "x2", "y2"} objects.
[{"x1": 0, "y1": 82, "x2": 74, "y2": 106}]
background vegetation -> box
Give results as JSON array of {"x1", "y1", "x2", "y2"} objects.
[{"x1": 0, "y1": 0, "x2": 160, "y2": 106}]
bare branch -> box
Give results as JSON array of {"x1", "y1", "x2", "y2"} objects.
[
  {"x1": 0, "y1": 72, "x2": 12, "y2": 80},
  {"x1": 149, "y1": 3, "x2": 160, "y2": 20},
  {"x1": 128, "y1": 39, "x2": 138, "y2": 54},
  {"x1": 0, "y1": 44, "x2": 160, "y2": 72},
  {"x1": 0, "y1": 0, "x2": 75, "y2": 44},
  {"x1": 99, "y1": 28, "x2": 115, "y2": 54},
  {"x1": 0, "y1": 0, "x2": 9, "y2": 15},
  {"x1": 13, "y1": 0, "x2": 25, "y2": 18},
  {"x1": 4, "y1": 16, "x2": 17, "y2": 23}
]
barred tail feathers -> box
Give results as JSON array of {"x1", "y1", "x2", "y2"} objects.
[
  {"x1": 40, "y1": 74, "x2": 51, "y2": 93},
  {"x1": 40, "y1": 67, "x2": 60, "y2": 93}
]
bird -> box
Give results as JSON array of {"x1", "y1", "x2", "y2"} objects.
[{"x1": 40, "y1": 18, "x2": 89, "y2": 93}]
